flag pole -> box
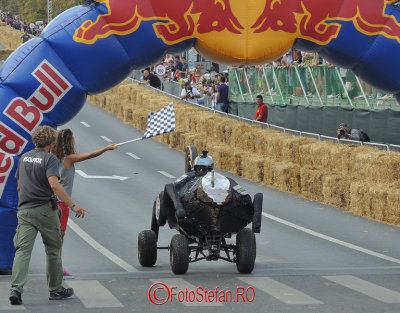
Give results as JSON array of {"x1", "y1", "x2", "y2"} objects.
[{"x1": 115, "y1": 137, "x2": 144, "y2": 147}]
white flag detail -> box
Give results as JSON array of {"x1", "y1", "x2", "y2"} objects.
[{"x1": 142, "y1": 102, "x2": 176, "y2": 139}]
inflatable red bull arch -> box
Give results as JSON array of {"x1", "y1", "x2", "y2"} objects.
[{"x1": 1, "y1": 0, "x2": 400, "y2": 270}]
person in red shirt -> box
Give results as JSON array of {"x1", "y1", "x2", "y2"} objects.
[{"x1": 254, "y1": 95, "x2": 268, "y2": 123}]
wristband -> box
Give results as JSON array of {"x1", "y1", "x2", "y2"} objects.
[{"x1": 70, "y1": 204, "x2": 76, "y2": 211}]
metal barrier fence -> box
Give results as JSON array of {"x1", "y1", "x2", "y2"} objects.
[
  {"x1": 127, "y1": 77, "x2": 400, "y2": 152},
  {"x1": 228, "y1": 65, "x2": 399, "y2": 110}
]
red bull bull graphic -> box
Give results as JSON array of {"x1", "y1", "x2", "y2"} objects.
[
  {"x1": 1, "y1": 0, "x2": 400, "y2": 270},
  {"x1": 252, "y1": 0, "x2": 400, "y2": 45},
  {"x1": 73, "y1": 0, "x2": 243, "y2": 45}
]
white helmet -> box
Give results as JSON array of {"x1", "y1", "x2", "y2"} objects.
[{"x1": 193, "y1": 151, "x2": 214, "y2": 172}]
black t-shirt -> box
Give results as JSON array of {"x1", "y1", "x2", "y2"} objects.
[
  {"x1": 15, "y1": 149, "x2": 59, "y2": 210},
  {"x1": 145, "y1": 73, "x2": 161, "y2": 88}
]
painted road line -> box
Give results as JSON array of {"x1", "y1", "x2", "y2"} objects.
[
  {"x1": 150, "y1": 279, "x2": 223, "y2": 306},
  {"x1": 80, "y1": 121, "x2": 91, "y2": 127},
  {"x1": 0, "y1": 282, "x2": 25, "y2": 310},
  {"x1": 76, "y1": 170, "x2": 128, "y2": 181},
  {"x1": 68, "y1": 219, "x2": 137, "y2": 272},
  {"x1": 323, "y1": 275, "x2": 400, "y2": 303},
  {"x1": 237, "y1": 277, "x2": 323, "y2": 305},
  {"x1": 262, "y1": 212, "x2": 400, "y2": 265},
  {"x1": 101, "y1": 136, "x2": 112, "y2": 143},
  {"x1": 65, "y1": 280, "x2": 123, "y2": 308},
  {"x1": 126, "y1": 152, "x2": 141, "y2": 160},
  {"x1": 158, "y1": 171, "x2": 176, "y2": 179}
]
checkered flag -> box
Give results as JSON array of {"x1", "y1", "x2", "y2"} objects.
[{"x1": 142, "y1": 102, "x2": 175, "y2": 139}]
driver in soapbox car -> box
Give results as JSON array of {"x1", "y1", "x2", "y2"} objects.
[{"x1": 138, "y1": 148, "x2": 263, "y2": 275}]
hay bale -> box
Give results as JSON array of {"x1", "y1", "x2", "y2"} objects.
[
  {"x1": 281, "y1": 137, "x2": 315, "y2": 163},
  {"x1": 322, "y1": 174, "x2": 351, "y2": 209},
  {"x1": 168, "y1": 131, "x2": 182, "y2": 149},
  {"x1": 233, "y1": 151, "x2": 252, "y2": 176},
  {"x1": 212, "y1": 144, "x2": 233, "y2": 171},
  {"x1": 264, "y1": 132, "x2": 290, "y2": 158},
  {"x1": 349, "y1": 182, "x2": 373, "y2": 218},
  {"x1": 351, "y1": 150, "x2": 400, "y2": 183},
  {"x1": 0, "y1": 48, "x2": 14, "y2": 60},
  {"x1": 263, "y1": 157, "x2": 279, "y2": 185},
  {"x1": 300, "y1": 167, "x2": 325, "y2": 202},
  {"x1": 242, "y1": 155, "x2": 265, "y2": 183},
  {"x1": 231, "y1": 122, "x2": 252, "y2": 147},
  {"x1": 271, "y1": 162, "x2": 301, "y2": 193},
  {"x1": 386, "y1": 185, "x2": 400, "y2": 225}
]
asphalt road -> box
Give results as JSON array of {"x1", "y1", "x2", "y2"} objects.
[{"x1": 1, "y1": 102, "x2": 400, "y2": 313}]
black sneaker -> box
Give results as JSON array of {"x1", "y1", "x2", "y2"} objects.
[
  {"x1": 49, "y1": 287, "x2": 74, "y2": 300},
  {"x1": 9, "y1": 290, "x2": 23, "y2": 305}
]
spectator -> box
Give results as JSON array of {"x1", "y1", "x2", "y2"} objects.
[
  {"x1": 21, "y1": 31, "x2": 30, "y2": 43},
  {"x1": 215, "y1": 76, "x2": 229, "y2": 112},
  {"x1": 173, "y1": 55, "x2": 183, "y2": 81},
  {"x1": 337, "y1": 123, "x2": 370, "y2": 142},
  {"x1": 9, "y1": 126, "x2": 87, "y2": 305},
  {"x1": 181, "y1": 81, "x2": 201, "y2": 104},
  {"x1": 254, "y1": 95, "x2": 268, "y2": 123},
  {"x1": 181, "y1": 56, "x2": 188, "y2": 79},
  {"x1": 51, "y1": 129, "x2": 116, "y2": 276},
  {"x1": 139, "y1": 68, "x2": 161, "y2": 89}
]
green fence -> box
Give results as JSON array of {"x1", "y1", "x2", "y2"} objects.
[{"x1": 228, "y1": 65, "x2": 399, "y2": 110}]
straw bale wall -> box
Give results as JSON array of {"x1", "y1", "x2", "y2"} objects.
[
  {"x1": 54, "y1": 77, "x2": 400, "y2": 225},
  {"x1": 0, "y1": 25, "x2": 22, "y2": 51}
]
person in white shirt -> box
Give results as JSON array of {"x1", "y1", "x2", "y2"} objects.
[{"x1": 181, "y1": 81, "x2": 201, "y2": 104}]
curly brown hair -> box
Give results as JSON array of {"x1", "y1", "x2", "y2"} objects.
[
  {"x1": 51, "y1": 129, "x2": 76, "y2": 162},
  {"x1": 32, "y1": 126, "x2": 58, "y2": 148}
]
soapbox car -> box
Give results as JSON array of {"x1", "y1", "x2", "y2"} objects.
[{"x1": 137, "y1": 146, "x2": 263, "y2": 274}]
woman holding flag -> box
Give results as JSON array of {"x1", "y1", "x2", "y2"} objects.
[{"x1": 52, "y1": 129, "x2": 116, "y2": 276}]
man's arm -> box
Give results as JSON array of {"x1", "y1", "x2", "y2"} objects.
[
  {"x1": 215, "y1": 91, "x2": 220, "y2": 103},
  {"x1": 48, "y1": 176, "x2": 88, "y2": 218}
]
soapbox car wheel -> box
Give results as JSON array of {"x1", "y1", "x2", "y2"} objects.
[
  {"x1": 170, "y1": 234, "x2": 189, "y2": 274},
  {"x1": 154, "y1": 191, "x2": 168, "y2": 227},
  {"x1": 185, "y1": 145, "x2": 198, "y2": 173},
  {"x1": 236, "y1": 228, "x2": 256, "y2": 274},
  {"x1": 138, "y1": 230, "x2": 157, "y2": 267},
  {"x1": 252, "y1": 193, "x2": 263, "y2": 233}
]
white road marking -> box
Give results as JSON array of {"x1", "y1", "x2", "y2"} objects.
[
  {"x1": 238, "y1": 277, "x2": 323, "y2": 305},
  {"x1": 262, "y1": 212, "x2": 400, "y2": 265},
  {"x1": 126, "y1": 152, "x2": 141, "y2": 160},
  {"x1": 323, "y1": 276, "x2": 400, "y2": 303},
  {"x1": 150, "y1": 279, "x2": 223, "y2": 306},
  {"x1": 65, "y1": 280, "x2": 123, "y2": 308},
  {"x1": 76, "y1": 170, "x2": 128, "y2": 181},
  {"x1": 158, "y1": 171, "x2": 176, "y2": 179},
  {"x1": 0, "y1": 282, "x2": 25, "y2": 310},
  {"x1": 101, "y1": 136, "x2": 112, "y2": 143},
  {"x1": 80, "y1": 121, "x2": 91, "y2": 127},
  {"x1": 68, "y1": 219, "x2": 137, "y2": 272}
]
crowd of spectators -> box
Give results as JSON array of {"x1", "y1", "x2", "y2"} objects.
[
  {"x1": 141, "y1": 54, "x2": 231, "y2": 112},
  {"x1": 1, "y1": 10, "x2": 46, "y2": 39}
]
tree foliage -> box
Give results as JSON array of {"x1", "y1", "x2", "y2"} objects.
[{"x1": 1, "y1": 0, "x2": 83, "y2": 22}]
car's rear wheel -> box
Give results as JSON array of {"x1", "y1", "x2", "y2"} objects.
[
  {"x1": 252, "y1": 193, "x2": 263, "y2": 233},
  {"x1": 185, "y1": 145, "x2": 198, "y2": 173}
]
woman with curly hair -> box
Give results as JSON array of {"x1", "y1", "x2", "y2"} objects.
[{"x1": 52, "y1": 128, "x2": 116, "y2": 276}]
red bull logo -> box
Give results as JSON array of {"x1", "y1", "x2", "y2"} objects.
[
  {"x1": 252, "y1": 0, "x2": 400, "y2": 45},
  {"x1": 74, "y1": 0, "x2": 243, "y2": 45},
  {"x1": 73, "y1": 0, "x2": 400, "y2": 66}
]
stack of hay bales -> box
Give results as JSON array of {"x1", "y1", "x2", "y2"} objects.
[
  {"x1": 87, "y1": 81, "x2": 400, "y2": 226},
  {"x1": 0, "y1": 25, "x2": 24, "y2": 50}
]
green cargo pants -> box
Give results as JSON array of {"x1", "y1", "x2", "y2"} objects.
[{"x1": 10, "y1": 204, "x2": 63, "y2": 294}]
